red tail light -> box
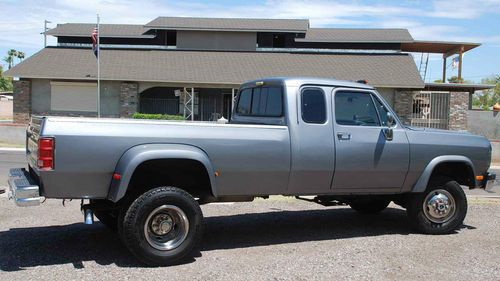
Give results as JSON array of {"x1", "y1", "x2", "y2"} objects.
[{"x1": 38, "y1": 137, "x2": 54, "y2": 170}]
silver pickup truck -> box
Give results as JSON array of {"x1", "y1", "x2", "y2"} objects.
[{"x1": 7, "y1": 77, "x2": 496, "y2": 266}]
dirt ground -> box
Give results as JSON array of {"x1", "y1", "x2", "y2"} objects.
[{"x1": 0, "y1": 196, "x2": 499, "y2": 281}]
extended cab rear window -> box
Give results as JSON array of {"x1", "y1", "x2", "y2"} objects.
[{"x1": 236, "y1": 86, "x2": 283, "y2": 117}]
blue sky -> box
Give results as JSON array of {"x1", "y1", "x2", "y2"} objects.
[{"x1": 0, "y1": 0, "x2": 499, "y2": 82}]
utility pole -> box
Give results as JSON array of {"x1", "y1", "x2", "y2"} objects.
[{"x1": 43, "y1": 20, "x2": 51, "y2": 47}]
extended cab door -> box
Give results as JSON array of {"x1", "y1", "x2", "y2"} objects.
[
  {"x1": 287, "y1": 86, "x2": 335, "y2": 193},
  {"x1": 331, "y1": 88, "x2": 409, "y2": 192}
]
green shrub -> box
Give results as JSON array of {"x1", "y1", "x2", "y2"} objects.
[{"x1": 132, "y1": 112, "x2": 185, "y2": 120}]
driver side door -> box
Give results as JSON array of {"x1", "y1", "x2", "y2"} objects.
[{"x1": 331, "y1": 88, "x2": 409, "y2": 192}]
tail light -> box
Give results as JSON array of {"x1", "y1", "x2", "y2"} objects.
[{"x1": 38, "y1": 137, "x2": 54, "y2": 170}]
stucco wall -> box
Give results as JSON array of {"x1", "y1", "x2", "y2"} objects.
[
  {"x1": 376, "y1": 88, "x2": 395, "y2": 107},
  {"x1": 177, "y1": 30, "x2": 256, "y2": 51},
  {"x1": 31, "y1": 79, "x2": 51, "y2": 113},
  {"x1": 30, "y1": 79, "x2": 121, "y2": 117},
  {"x1": 468, "y1": 110, "x2": 500, "y2": 140}
]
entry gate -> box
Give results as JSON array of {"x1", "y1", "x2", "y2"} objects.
[{"x1": 410, "y1": 91, "x2": 449, "y2": 129}]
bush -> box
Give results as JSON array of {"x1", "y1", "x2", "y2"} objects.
[{"x1": 132, "y1": 112, "x2": 185, "y2": 120}]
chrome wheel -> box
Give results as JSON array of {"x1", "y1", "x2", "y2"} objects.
[
  {"x1": 144, "y1": 205, "x2": 189, "y2": 251},
  {"x1": 423, "y1": 189, "x2": 456, "y2": 223}
]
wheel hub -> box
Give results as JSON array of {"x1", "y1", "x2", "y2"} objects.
[
  {"x1": 423, "y1": 189, "x2": 456, "y2": 223},
  {"x1": 144, "y1": 205, "x2": 189, "y2": 251},
  {"x1": 150, "y1": 214, "x2": 174, "y2": 235}
]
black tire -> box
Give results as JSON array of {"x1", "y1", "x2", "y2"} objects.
[
  {"x1": 349, "y1": 199, "x2": 390, "y2": 214},
  {"x1": 121, "y1": 186, "x2": 204, "y2": 266},
  {"x1": 94, "y1": 210, "x2": 119, "y2": 231},
  {"x1": 407, "y1": 178, "x2": 467, "y2": 234}
]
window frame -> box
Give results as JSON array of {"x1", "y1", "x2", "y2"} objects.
[
  {"x1": 300, "y1": 87, "x2": 327, "y2": 124},
  {"x1": 235, "y1": 86, "x2": 284, "y2": 118},
  {"x1": 370, "y1": 94, "x2": 390, "y2": 127}
]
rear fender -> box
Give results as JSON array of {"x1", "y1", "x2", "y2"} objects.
[{"x1": 107, "y1": 144, "x2": 217, "y2": 202}]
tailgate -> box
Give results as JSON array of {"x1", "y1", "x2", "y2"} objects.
[{"x1": 26, "y1": 116, "x2": 44, "y2": 170}]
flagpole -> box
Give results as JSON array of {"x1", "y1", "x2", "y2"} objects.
[{"x1": 97, "y1": 13, "x2": 101, "y2": 118}]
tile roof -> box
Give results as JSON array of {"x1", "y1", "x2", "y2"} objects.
[
  {"x1": 45, "y1": 23, "x2": 152, "y2": 38},
  {"x1": 5, "y1": 47, "x2": 424, "y2": 88},
  {"x1": 145, "y1": 17, "x2": 309, "y2": 32},
  {"x1": 296, "y1": 28, "x2": 413, "y2": 43}
]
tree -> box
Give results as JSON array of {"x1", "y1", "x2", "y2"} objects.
[
  {"x1": 4, "y1": 49, "x2": 18, "y2": 69},
  {"x1": 447, "y1": 76, "x2": 464, "y2": 83},
  {"x1": 0, "y1": 65, "x2": 13, "y2": 91},
  {"x1": 16, "y1": 51, "x2": 25, "y2": 62},
  {"x1": 472, "y1": 75, "x2": 499, "y2": 110}
]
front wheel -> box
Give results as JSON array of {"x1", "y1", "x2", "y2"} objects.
[
  {"x1": 121, "y1": 186, "x2": 204, "y2": 266},
  {"x1": 406, "y1": 179, "x2": 467, "y2": 234}
]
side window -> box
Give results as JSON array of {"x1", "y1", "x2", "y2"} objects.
[
  {"x1": 236, "y1": 89, "x2": 252, "y2": 115},
  {"x1": 372, "y1": 96, "x2": 389, "y2": 126},
  {"x1": 335, "y1": 91, "x2": 380, "y2": 126},
  {"x1": 301, "y1": 88, "x2": 326, "y2": 124}
]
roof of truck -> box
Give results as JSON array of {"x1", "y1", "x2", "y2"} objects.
[{"x1": 241, "y1": 77, "x2": 375, "y2": 90}]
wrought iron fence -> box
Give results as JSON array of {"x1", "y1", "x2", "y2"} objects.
[
  {"x1": 410, "y1": 91, "x2": 450, "y2": 129},
  {"x1": 139, "y1": 98, "x2": 179, "y2": 115}
]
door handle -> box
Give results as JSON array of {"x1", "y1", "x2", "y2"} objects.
[{"x1": 337, "y1": 132, "x2": 351, "y2": 140}]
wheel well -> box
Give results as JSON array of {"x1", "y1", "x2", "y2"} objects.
[
  {"x1": 429, "y1": 161, "x2": 475, "y2": 188},
  {"x1": 125, "y1": 158, "x2": 213, "y2": 200}
]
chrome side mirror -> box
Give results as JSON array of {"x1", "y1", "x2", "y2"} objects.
[
  {"x1": 384, "y1": 112, "x2": 395, "y2": 141},
  {"x1": 387, "y1": 112, "x2": 396, "y2": 128}
]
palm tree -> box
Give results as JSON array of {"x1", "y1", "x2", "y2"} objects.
[
  {"x1": 16, "y1": 51, "x2": 25, "y2": 62},
  {"x1": 4, "y1": 49, "x2": 18, "y2": 69}
]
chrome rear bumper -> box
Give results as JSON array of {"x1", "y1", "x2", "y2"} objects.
[{"x1": 8, "y1": 168, "x2": 43, "y2": 207}]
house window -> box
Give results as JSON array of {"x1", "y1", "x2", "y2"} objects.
[
  {"x1": 166, "y1": 31, "x2": 177, "y2": 46},
  {"x1": 272, "y1": 34, "x2": 285, "y2": 48}
]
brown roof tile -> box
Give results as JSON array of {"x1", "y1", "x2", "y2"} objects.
[{"x1": 5, "y1": 47, "x2": 424, "y2": 88}]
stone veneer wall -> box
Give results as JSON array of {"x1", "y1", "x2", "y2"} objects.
[
  {"x1": 13, "y1": 80, "x2": 31, "y2": 124},
  {"x1": 120, "y1": 82, "x2": 138, "y2": 118},
  {"x1": 393, "y1": 90, "x2": 415, "y2": 125},
  {"x1": 448, "y1": 92, "x2": 469, "y2": 131}
]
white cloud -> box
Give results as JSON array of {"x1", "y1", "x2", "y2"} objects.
[{"x1": 429, "y1": 0, "x2": 500, "y2": 19}]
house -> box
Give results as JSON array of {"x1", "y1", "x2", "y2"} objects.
[{"x1": 4, "y1": 16, "x2": 492, "y2": 130}]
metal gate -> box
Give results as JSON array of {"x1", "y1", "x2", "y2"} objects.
[{"x1": 410, "y1": 91, "x2": 449, "y2": 129}]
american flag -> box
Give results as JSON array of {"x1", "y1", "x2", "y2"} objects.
[{"x1": 91, "y1": 27, "x2": 98, "y2": 58}]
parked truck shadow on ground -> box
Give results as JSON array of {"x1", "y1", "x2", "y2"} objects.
[{"x1": 0, "y1": 206, "x2": 472, "y2": 271}]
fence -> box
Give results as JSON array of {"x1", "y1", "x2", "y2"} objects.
[
  {"x1": 139, "y1": 98, "x2": 179, "y2": 115},
  {"x1": 410, "y1": 91, "x2": 450, "y2": 129}
]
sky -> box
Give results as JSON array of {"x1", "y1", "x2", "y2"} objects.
[{"x1": 0, "y1": 0, "x2": 499, "y2": 83}]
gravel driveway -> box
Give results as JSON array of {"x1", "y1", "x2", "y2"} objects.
[{"x1": 0, "y1": 197, "x2": 499, "y2": 281}]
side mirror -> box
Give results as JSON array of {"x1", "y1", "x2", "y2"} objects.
[
  {"x1": 384, "y1": 112, "x2": 395, "y2": 141},
  {"x1": 386, "y1": 112, "x2": 396, "y2": 128}
]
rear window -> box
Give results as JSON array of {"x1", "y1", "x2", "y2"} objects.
[{"x1": 236, "y1": 86, "x2": 283, "y2": 117}]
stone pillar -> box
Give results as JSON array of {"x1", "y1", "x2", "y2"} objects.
[
  {"x1": 120, "y1": 82, "x2": 138, "y2": 118},
  {"x1": 448, "y1": 92, "x2": 468, "y2": 131},
  {"x1": 393, "y1": 90, "x2": 414, "y2": 125},
  {"x1": 13, "y1": 80, "x2": 31, "y2": 124}
]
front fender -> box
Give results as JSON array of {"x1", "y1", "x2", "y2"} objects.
[
  {"x1": 107, "y1": 143, "x2": 217, "y2": 202},
  {"x1": 411, "y1": 155, "x2": 476, "y2": 193}
]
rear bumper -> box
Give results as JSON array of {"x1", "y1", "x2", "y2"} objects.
[{"x1": 7, "y1": 168, "x2": 43, "y2": 207}]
